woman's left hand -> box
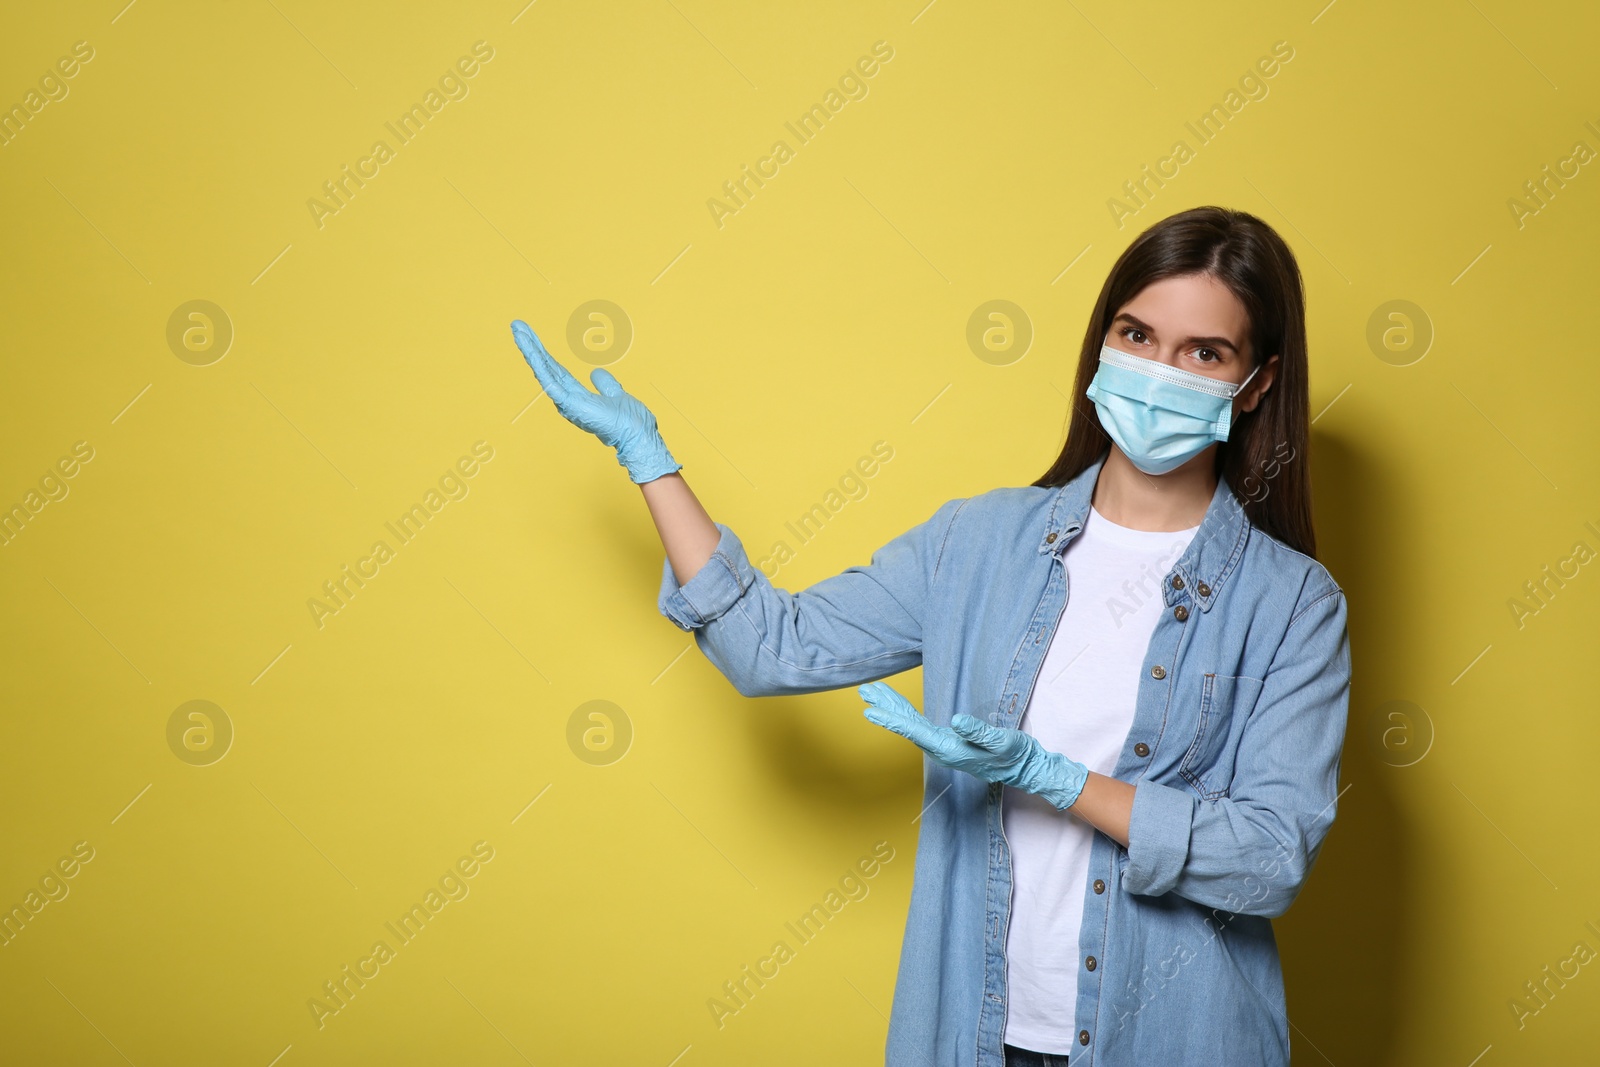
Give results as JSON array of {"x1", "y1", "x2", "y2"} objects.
[{"x1": 859, "y1": 681, "x2": 1089, "y2": 810}]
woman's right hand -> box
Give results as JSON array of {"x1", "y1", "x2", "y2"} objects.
[{"x1": 510, "y1": 318, "x2": 683, "y2": 484}]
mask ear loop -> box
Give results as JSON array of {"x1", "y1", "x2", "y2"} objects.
[
  {"x1": 1233, "y1": 360, "x2": 1263, "y2": 396},
  {"x1": 1216, "y1": 360, "x2": 1266, "y2": 442}
]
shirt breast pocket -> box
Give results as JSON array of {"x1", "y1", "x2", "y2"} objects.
[{"x1": 1178, "y1": 673, "x2": 1265, "y2": 801}]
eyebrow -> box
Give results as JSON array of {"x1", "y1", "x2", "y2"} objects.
[{"x1": 1111, "y1": 313, "x2": 1241, "y2": 356}]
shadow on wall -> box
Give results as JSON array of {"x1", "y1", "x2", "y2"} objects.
[
  {"x1": 616, "y1": 491, "x2": 929, "y2": 818},
  {"x1": 746, "y1": 684, "x2": 926, "y2": 818},
  {"x1": 1277, "y1": 432, "x2": 1408, "y2": 1066}
]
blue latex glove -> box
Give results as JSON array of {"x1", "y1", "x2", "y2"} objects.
[
  {"x1": 859, "y1": 681, "x2": 1089, "y2": 810},
  {"x1": 510, "y1": 318, "x2": 683, "y2": 484}
]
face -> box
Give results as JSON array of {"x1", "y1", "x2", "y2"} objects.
[{"x1": 1105, "y1": 273, "x2": 1277, "y2": 419}]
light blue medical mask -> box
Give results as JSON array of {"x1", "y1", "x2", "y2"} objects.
[{"x1": 1085, "y1": 340, "x2": 1261, "y2": 476}]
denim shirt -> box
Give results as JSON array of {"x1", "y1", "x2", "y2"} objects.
[{"x1": 657, "y1": 451, "x2": 1351, "y2": 1066}]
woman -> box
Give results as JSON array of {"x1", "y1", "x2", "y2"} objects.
[{"x1": 510, "y1": 205, "x2": 1351, "y2": 1067}]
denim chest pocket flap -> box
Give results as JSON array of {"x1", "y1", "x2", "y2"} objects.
[{"x1": 1178, "y1": 673, "x2": 1266, "y2": 800}]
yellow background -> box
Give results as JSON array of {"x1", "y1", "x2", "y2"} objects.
[{"x1": 2, "y1": 0, "x2": 1598, "y2": 1063}]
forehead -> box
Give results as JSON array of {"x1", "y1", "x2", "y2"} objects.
[{"x1": 1114, "y1": 275, "x2": 1251, "y2": 342}]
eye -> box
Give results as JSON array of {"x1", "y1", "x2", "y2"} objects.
[
  {"x1": 1191, "y1": 347, "x2": 1222, "y2": 364},
  {"x1": 1118, "y1": 325, "x2": 1148, "y2": 344}
]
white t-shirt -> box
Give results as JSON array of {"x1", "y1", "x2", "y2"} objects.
[{"x1": 1002, "y1": 503, "x2": 1199, "y2": 1052}]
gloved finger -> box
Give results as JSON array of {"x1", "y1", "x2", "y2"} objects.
[
  {"x1": 860, "y1": 687, "x2": 944, "y2": 751},
  {"x1": 860, "y1": 697, "x2": 926, "y2": 737},
  {"x1": 510, "y1": 321, "x2": 563, "y2": 390},
  {"x1": 861, "y1": 705, "x2": 912, "y2": 741},
  {"x1": 859, "y1": 682, "x2": 955, "y2": 750},
  {"x1": 858, "y1": 680, "x2": 920, "y2": 713},
  {"x1": 511, "y1": 320, "x2": 587, "y2": 407},
  {"x1": 590, "y1": 366, "x2": 628, "y2": 398},
  {"x1": 510, "y1": 319, "x2": 559, "y2": 366},
  {"x1": 863, "y1": 712, "x2": 956, "y2": 762},
  {"x1": 950, "y1": 713, "x2": 1011, "y2": 751},
  {"x1": 859, "y1": 683, "x2": 928, "y2": 729}
]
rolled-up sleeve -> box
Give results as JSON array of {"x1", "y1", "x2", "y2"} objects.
[
  {"x1": 656, "y1": 498, "x2": 968, "y2": 697},
  {"x1": 658, "y1": 522, "x2": 756, "y2": 632},
  {"x1": 1125, "y1": 776, "x2": 1198, "y2": 896},
  {"x1": 1123, "y1": 582, "x2": 1352, "y2": 918}
]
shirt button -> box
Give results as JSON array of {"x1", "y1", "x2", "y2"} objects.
[
  {"x1": 1079, "y1": 1030, "x2": 1091, "y2": 1046},
  {"x1": 1085, "y1": 955, "x2": 1097, "y2": 971},
  {"x1": 1197, "y1": 580, "x2": 1211, "y2": 597},
  {"x1": 1045, "y1": 531, "x2": 1057, "y2": 543},
  {"x1": 1094, "y1": 878, "x2": 1105, "y2": 893},
  {"x1": 1150, "y1": 665, "x2": 1166, "y2": 679},
  {"x1": 1133, "y1": 742, "x2": 1149, "y2": 757},
  {"x1": 1171, "y1": 574, "x2": 1184, "y2": 590},
  {"x1": 1173, "y1": 605, "x2": 1189, "y2": 622}
]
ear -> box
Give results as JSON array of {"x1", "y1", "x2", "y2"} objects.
[{"x1": 1238, "y1": 353, "x2": 1279, "y2": 415}]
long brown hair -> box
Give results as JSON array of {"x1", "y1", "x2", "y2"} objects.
[{"x1": 1032, "y1": 205, "x2": 1318, "y2": 559}]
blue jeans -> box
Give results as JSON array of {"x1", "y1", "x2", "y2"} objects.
[{"x1": 1003, "y1": 1043, "x2": 1069, "y2": 1067}]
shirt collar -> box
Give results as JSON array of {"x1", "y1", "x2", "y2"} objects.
[{"x1": 1036, "y1": 450, "x2": 1252, "y2": 613}]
